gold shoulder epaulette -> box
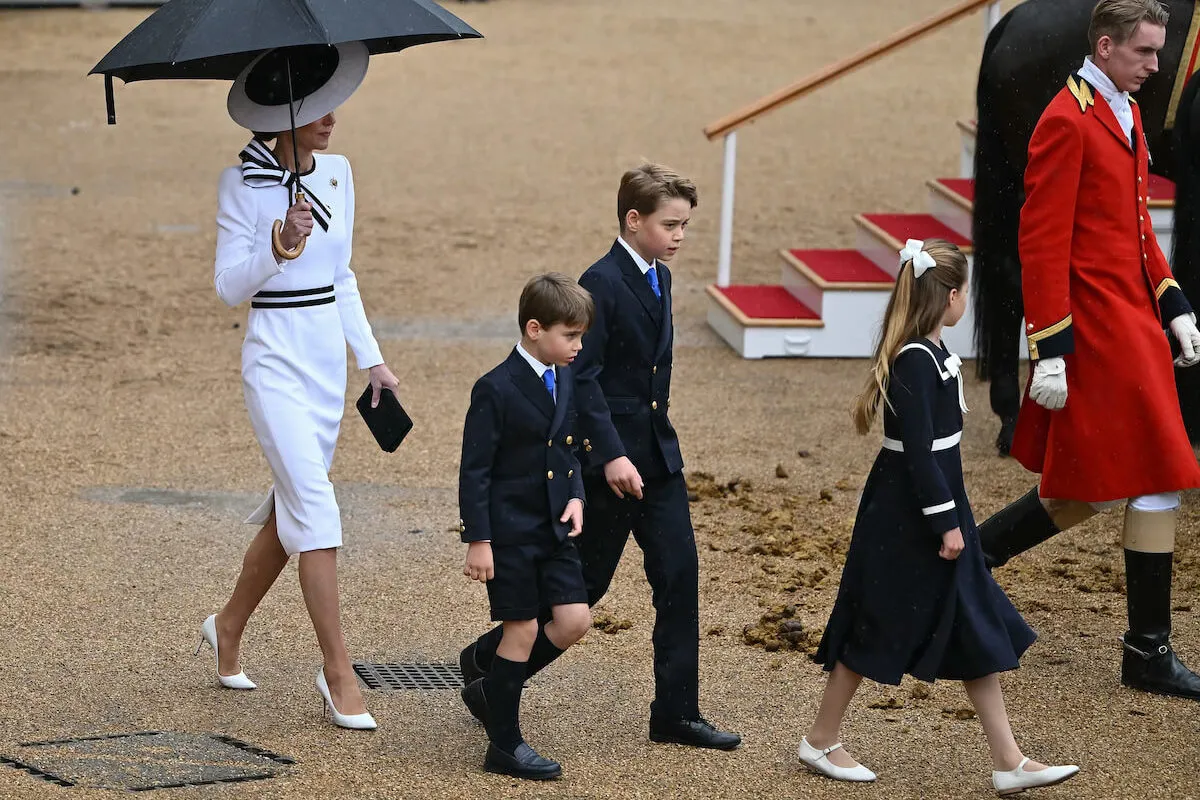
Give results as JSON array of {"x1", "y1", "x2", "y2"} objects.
[{"x1": 1066, "y1": 74, "x2": 1095, "y2": 114}]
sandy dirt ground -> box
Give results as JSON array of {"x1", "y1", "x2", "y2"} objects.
[{"x1": 0, "y1": 1, "x2": 1198, "y2": 798}]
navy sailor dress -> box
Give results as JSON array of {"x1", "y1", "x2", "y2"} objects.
[{"x1": 814, "y1": 337, "x2": 1036, "y2": 685}]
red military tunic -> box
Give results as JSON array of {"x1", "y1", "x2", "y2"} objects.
[{"x1": 1011, "y1": 73, "x2": 1200, "y2": 501}]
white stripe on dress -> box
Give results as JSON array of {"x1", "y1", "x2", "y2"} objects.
[
  {"x1": 922, "y1": 500, "x2": 956, "y2": 516},
  {"x1": 881, "y1": 430, "x2": 962, "y2": 453}
]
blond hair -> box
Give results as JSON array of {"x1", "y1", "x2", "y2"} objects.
[
  {"x1": 617, "y1": 163, "x2": 698, "y2": 231},
  {"x1": 851, "y1": 239, "x2": 968, "y2": 435},
  {"x1": 518, "y1": 272, "x2": 594, "y2": 333},
  {"x1": 1089, "y1": 0, "x2": 1168, "y2": 51}
]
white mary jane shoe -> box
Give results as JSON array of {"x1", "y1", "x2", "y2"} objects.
[
  {"x1": 798, "y1": 737, "x2": 877, "y2": 782},
  {"x1": 196, "y1": 615, "x2": 256, "y2": 690},
  {"x1": 315, "y1": 668, "x2": 377, "y2": 730},
  {"x1": 992, "y1": 758, "x2": 1079, "y2": 796}
]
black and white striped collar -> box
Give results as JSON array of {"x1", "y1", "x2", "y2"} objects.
[{"x1": 237, "y1": 139, "x2": 332, "y2": 232}]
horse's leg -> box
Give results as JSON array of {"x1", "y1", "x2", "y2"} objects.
[
  {"x1": 987, "y1": 257, "x2": 1023, "y2": 455},
  {"x1": 1170, "y1": 72, "x2": 1200, "y2": 441},
  {"x1": 971, "y1": 58, "x2": 1026, "y2": 453}
]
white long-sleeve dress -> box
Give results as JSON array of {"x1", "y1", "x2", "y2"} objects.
[{"x1": 214, "y1": 153, "x2": 382, "y2": 554}]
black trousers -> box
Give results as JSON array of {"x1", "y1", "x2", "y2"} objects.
[
  {"x1": 474, "y1": 471, "x2": 701, "y2": 720},
  {"x1": 579, "y1": 471, "x2": 700, "y2": 720}
]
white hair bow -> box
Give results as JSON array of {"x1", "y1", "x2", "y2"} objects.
[{"x1": 899, "y1": 238, "x2": 936, "y2": 278}]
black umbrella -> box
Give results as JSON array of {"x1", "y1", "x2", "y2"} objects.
[
  {"x1": 90, "y1": 0, "x2": 481, "y2": 258},
  {"x1": 90, "y1": 0, "x2": 482, "y2": 123}
]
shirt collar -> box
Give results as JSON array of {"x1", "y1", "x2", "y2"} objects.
[
  {"x1": 1079, "y1": 57, "x2": 1128, "y2": 106},
  {"x1": 616, "y1": 236, "x2": 655, "y2": 276},
  {"x1": 515, "y1": 341, "x2": 553, "y2": 379}
]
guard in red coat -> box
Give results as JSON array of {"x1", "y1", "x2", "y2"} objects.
[{"x1": 979, "y1": 0, "x2": 1200, "y2": 701}]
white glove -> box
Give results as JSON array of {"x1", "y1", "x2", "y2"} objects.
[
  {"x1": 1029, "y1": 356, "x2": 1067, "y2": 410},
  {"x1": 1170, "y1": 313, "x2": 1200, "y2": 368}
]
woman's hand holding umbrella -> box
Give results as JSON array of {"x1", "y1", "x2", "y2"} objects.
[{"x1": 273, "y1": 196, "x2": 314, "y2": 260}]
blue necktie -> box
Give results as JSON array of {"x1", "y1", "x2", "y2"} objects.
[
  {"x1": 646, "y1": 265, "x2": 662, "y2": 299},
  {"x1": 543, "y1": 368, "x2": 555, "y2": 402}
]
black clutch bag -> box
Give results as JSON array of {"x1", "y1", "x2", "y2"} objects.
[{"x1": 356, "y1": 385, "x2": 413, "y2": 453}]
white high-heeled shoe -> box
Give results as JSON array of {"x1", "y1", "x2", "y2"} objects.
[
  {"x1": 315, "y1": 668, "x2": 376, "y2": 730},
  {"x1": 196, "y1": 615, "x2": 256, "y2": 690},
  {"x1": 992, "y1": 758, "x2": 1079, "y2": 796},
  {"x1": 798, "y1": 737, "x2": 877, "y2": 782}
]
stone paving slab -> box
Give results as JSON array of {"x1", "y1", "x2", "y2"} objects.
[{"x1": 2, "y1": 731, "x2": 292, "y2": 791}]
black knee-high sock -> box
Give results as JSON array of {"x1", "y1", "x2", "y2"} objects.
[
  {"x1": 526, "y1": 630, "x2": 567, "y2": 678},
  {"x1": 474, "y1": 626, "x2": 504, "y2": 671},
  {"x1": 483, "y1": 655, "x2": 526, "y2": 753},
  {"x1": 477, "y1": 610, "x2": 554, "y2": 672}
]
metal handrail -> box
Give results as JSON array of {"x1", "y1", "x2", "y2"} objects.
[{"x1": 709, "y1": 1, "x2": 1003, "y2": 288}]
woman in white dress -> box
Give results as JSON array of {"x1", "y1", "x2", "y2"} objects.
[{"x1": 196, "y1": 42, "x2": 397, "y2": 730}]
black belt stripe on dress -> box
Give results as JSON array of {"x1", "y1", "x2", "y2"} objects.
[{"x1": 252, "y1": 285, "x2": 336, "y2": 309}]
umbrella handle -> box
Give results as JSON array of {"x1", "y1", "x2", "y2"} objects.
[{"x1": 271, "y1": 190, "x2": 307, "y2": 260}]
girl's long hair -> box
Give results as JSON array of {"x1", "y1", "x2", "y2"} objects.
[{"x1": 851, "y1": 239, "x2": 968, "y2": 434}]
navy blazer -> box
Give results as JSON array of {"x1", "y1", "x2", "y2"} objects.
[
  {"x1": 575, "y1": 241, "x2": 682, "y2": 479},
  {"x1": 458, "y1": 348, "x2": 585, "y2": 546}
]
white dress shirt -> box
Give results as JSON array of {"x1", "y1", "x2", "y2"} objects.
[
  {"x1": 1079, "y1": 57, "x2": 1133, "y2": 146},
  {"x1": 616, "y1": 236, "x2": 656, "y2": 276},
  {"x1": 516, "y1": 341, "x2": 555, "y2": 402}
]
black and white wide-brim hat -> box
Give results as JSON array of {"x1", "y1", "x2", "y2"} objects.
[{"x1": 227, "y1": 41, "x2": 368, "y2": 133}]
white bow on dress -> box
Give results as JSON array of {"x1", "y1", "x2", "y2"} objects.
[{"x1": 943, "y1": 353, "x2": 969, "y2": 414}]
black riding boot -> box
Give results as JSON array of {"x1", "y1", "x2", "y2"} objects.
[
  {"x1": 978, "y1": 487, "x2": 1061, "y2": 569},
  {"x1": 1120, "y1": 549, "x2": 1200, "y2": 700}
]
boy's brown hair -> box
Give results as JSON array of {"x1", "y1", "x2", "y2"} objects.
[
  {"x1": 1089, "y1": 0, "x2": 1168, "y2": 51},
  {"x1": 617, "y1": 163, "x2": 698, "y2": 231},
  {"x1": 518, "y1": 272, "x2": 595, "y2": 333}
]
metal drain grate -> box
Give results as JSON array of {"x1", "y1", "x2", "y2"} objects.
[
  {"x1": 0, "y1": 731, "x2": 293, "y2": 791},
  {"x1": 353, "y1": 662, "x2": 464, "y2": 691}
]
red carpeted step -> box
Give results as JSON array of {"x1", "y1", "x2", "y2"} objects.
[
  {"x1": 956, "y1": 118, "x2": 1171, "y2": 205},
  {"x1": 1148, "y1": 174, "x2": 1175, "y2": 205},
  {"x1": 857, "y1": 213, "x2": 972, "y2": 252},
  {"x1": 931, "y1": 177, "x2": 974, "y2": 205},
  {"x1": 781, "y1": 249, "x2": 893, "y2": 287},
  {"x1": 706, "y1": 284, "x2": 822, "y2": 325},
  {"x1": 932, "y1": 175, "x2": 1168, "y2": 209}
]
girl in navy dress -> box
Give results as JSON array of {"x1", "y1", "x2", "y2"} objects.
[{"x1": 799, "y1": 239, "x2": 1079, "y2": 796}]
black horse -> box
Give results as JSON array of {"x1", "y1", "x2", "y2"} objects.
[{"x1": 972, "y1": 0, "x2": 1200, "y2": 453}]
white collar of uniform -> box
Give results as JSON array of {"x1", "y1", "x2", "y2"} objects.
[
  {"x1": 515, "y1": 341, "x2": 554, "y2": 380},
  {"x1": 616, "y1": 236, "x2": 656, "y2": 276},
  {"x1": 1079, "y1": 57, "x2": 1129, "y2": 107}
]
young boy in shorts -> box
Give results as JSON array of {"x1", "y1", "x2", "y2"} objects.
[{"x1": 457, "y1": 272, "x2": 595, "y2": 779}]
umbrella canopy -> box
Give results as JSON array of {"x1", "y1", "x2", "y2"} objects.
[{"x1": 90, "y1": 0, "x2": 481, "y2": 121}]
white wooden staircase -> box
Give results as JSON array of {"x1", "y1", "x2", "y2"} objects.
[{"x1": 707, "y1": 118, "x2": 1178, "y2": 359}]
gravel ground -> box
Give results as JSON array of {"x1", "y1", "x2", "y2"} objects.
[{"x1": 0, "y1": 1, "x2": 1197, "y2": 798}]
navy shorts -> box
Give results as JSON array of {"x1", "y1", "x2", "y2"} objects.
[{"x1": 486, "y1": 537, "x2": 588, "y2": 621}]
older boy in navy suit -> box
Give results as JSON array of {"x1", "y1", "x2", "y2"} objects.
[
  {"x1": 461, "y1": 164, "x2": 740, "y2": 750},
  {"x1": 457, "y1": 273, "x2": 595, "y2": 780}
]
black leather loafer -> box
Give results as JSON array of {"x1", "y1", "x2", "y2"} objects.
[
  {"x1": 649, "y1": 716, "x2": 742, "y2": 750},
  {"x1": 460, "y1": 677, "x2": 488, "y2": 725},
  {"x1": 483, "y1": 742, "x2": 561, "y2": 780},
  {"x1": 459, "y1": 642, "x2": 487, "y2": 685}
]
